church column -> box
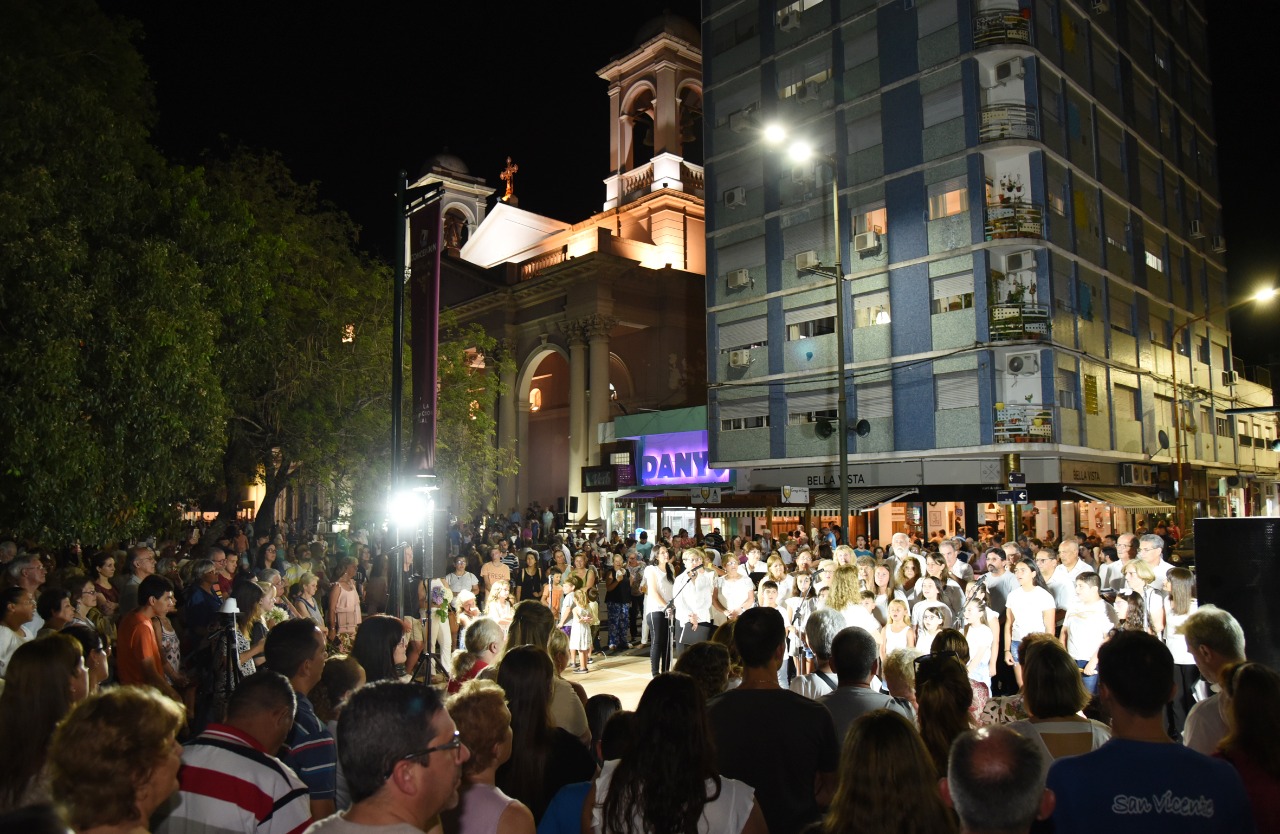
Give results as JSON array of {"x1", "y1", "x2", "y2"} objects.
[
  {"x1": 497, "y1": 338, "x2": 518, "y2": 514},
  {"x1": 517, "y1": 396, "x2": 531, "y2": 512},
  {"x1": 586, "y1": 315, "x2": 618, "y2": 523},
  {"x1": 562, "y1": 319, "x2": 589, "y2": 524},
  {"x1": 653, "y1": 64, "x2": 679, "y2": 158}
]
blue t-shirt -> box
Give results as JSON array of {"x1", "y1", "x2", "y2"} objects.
[{"x1": 1046, "y1": 738, "x2": 1255, "y2": 834}]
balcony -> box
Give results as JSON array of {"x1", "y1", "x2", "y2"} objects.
[
  {"x1": 973, "y1": 8, "x2": 1032, "y2": 48},
  {"x1": 605, "y1": 153, "x2": 705, "y2": 208},
  {"x1": 979, "y1": 104, "x2": 1039, "y2": 142},
  {"x1": 990, "y1": 303, "x2": 1051, "y2": 341},
  {"x1": 994, "y1": 402, "x2": 1052, "y2": 443},
  {"x1": 985, "y1": 201, "x2": 1044, "y2": 240}
]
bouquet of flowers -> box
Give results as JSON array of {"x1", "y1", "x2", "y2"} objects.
[
  {"x1": 430, "y1": 582, "x2": 453, "y2": 624},
  {"x1": 264, "y1": 606, "x2": 288, "y2": 628}
]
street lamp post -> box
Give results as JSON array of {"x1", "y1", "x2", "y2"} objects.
[
  {"x1": 766, "y1": 129, "x2": 850, "y2": 542},
  {"x1": 1170, "y1": 287, "x2": 1276, "y2": 528}
]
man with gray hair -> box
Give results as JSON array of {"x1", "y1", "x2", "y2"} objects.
[
  {"x1": 115, "y1": 544, "x2": 157, "y2": 621},
  {"x1": 7, "y1": 553, "x2": 47, "y2": 637},
  {"x1": 820, "y1": 626, "x2": 911, "y2": 743},
  {"x1": 1180, "y1": 604, "x2": 1247, "y2": 754},
  {"x1": 789, "y1": 607, "x2": 846, "y2": 699},
  {"x1": 943, "y1": 726, "x2": 1054, "y2": 833},
  {"x1": 1099, "y1": 532, "x2": 1135, "y2": 592},
  {"x1": 1135, "y1": 532, "x2": 1174, "y2": 591}
]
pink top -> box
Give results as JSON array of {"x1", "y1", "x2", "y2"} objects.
[{"x1": 442, "y1": 781, "x2": 518, "y2": 834}]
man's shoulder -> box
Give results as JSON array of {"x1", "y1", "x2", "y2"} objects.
[
  {"x1": 712, "y1": 686, "x2": 830, "y2": 717},
  {"x1": 306, "y1": 814, "x2": 423, "y2": 834}
]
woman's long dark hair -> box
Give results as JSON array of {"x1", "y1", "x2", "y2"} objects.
[
  {"x1": 495, "y1": 645, "x2": 556, "y2": 818},
  {"x1": 351, "y1": 615, "x2": 403, "y2": 683},
  {"x1": 601, "y1": 672, "x2": 720, "y2": 834},
  {"x1": 0, "y1": 634, "x2": 83, "y2": 808}
]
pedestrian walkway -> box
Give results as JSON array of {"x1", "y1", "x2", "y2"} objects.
[{"x1": 575, "y1": 648, "x2": 654, "y2": 710}]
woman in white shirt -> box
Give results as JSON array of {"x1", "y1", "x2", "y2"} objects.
[
  {"x1": 1003, "y1": 559, "x2": 1056, "y2": 687},
  {"x1": 673, "y1": 549, "x2": 716, "y2": 658},
  {"x1": 642, "y1": 546, "x2": 676, "y2": 676},
  {"x1": 1164, "y1": 567, "x2": 1200, "y2": 739},
  {"x1": 712, "y1": 557, "x2": 755, "y2": 627},
  {"x1": 588, "y1": 672, "x2": 765, "y2": 834}
]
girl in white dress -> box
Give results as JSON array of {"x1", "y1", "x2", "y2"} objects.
[
  {"x1": 568, "y1": 585, "x2": 596, "y2": 673},
  {"x1": 915, "y1": 603, "x2": 948, "y2": 654},
  {"x1": 963, "y1": 596, "x2": 995, "y2": 690},
  {"x1": 880, "y1": 598, "x2": 916, "y2": 668},
  {"x1": 712, "y1": 558, "x2": 755, "y2": 626}
]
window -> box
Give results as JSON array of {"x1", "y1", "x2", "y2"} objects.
[
  {"x1": 853, "y1": 290, "x2": 891, "y2": 327},
  {"x1": 1144, "y1": 248, "x2": 1163, "y2": 273},
  {"x1": 935, "y1": 372, "x2": 975, "y2": 410},
  {"x1": 1215, "y1": 416, "x2": 1231, "y2": 438},
  {"x1": 1083, "y1": 374, "x2": 1100, "y2": 415},
  {"x1": 928, "y1": 179, "x2": 969, "y2": 220},
  {"x1": 718, "y1": 317, "x2": 768, "y2": 353},
  {"x1": 931, "y1": 273, "x2": 974, "y2": 313},
  {"x1": 922, "y1": 82, "x2": 963, "y2": 128},
  {"x1": 856, "y1": 381, "x2": 893, "y2": 419},
  {"x1": 785, "y1": 302, "x2": 837, "y2": 341},
  {"x1": 1077, "y1": 280, "x2": 1095, "y2": 321},
  {"x1": 1149, "y1": 315, "x2": 1169, "y2": 348},
  {"x1": 1114, "y1": 385, "x2": 1139, "y2": 421},
  {"x1": 848, "y1": 112, "x2": 882, "y2": 153},
  {"x1": 1196, "y1": 336, "x2": 1210, "y2": 365},
  {"x1": 1110, "y1": 297, "x2": 1133, "y2": 335},
  {"x1": 719, "y1": 399, "x2": 771, "y2": 432},
  {"x1": 917, "y1": 0, "x2": 958, "y2": 37},
  {"x1": 856, "y1": 206, "x2": 887, "y2": 235},
  {"x1": 786, "y1": 389, "x2": 838, "y2": 426},
  {"x1": 1057, "y1": 370, "x2": 1078, "y2": 409},
  {"x1": 778, "y1": 52, "x2": 833, "y2": 99},
  {"x1": 529, "y1": 388, "x2": 542, "y2": 413}
]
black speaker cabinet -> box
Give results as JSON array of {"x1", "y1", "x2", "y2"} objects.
[{"x1": 1193, "y1": 517, "x2": 1280, "y2": 669}]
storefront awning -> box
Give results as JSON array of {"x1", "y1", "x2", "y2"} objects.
[
  {"x1": 812, "y1": 488, "x2": 920, "y2": 512},
  {"x1": 614, "y1": 489, "x2": 687, "y2": 505},
  {"x1": 1064, "y1": 487, "x2": 1174, "y2": 510},
  {"x1": 697, "y1": 508, "x2": 780, "y2": 519}
]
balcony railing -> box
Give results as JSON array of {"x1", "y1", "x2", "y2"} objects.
[
  {"x1": 973, "y1": 8, "x2": 1032, "y2": 47},
  {"x1": 994, "y1": 402, "x2": 1052, "y2": 443},
  {"x1": 519, "y1": 246, "x2": 567, "y2": 280},
  {"x1": 985, "y1": 201, "x2": 1044, "y2": 240},
  {"x1": 979, "y1": 104, "x2": 1039, "y2": 142},
  {"x1": 681, "y1": 163, "x2": 705, "y2": 198},
  {"x1": 990, "y1": 302, "x2": 1051, "y2": 340}
]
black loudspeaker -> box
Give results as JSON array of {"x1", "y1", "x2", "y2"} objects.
[
  {"x1": 1193, "y1": 517, "x2": 1280, "y2": 669},
  {"x1": 556, "y1": 496, "x2": 566, "y2": 514},
  {"x1": 568, "y1": 496, "x2": 579, "y2": 514}
]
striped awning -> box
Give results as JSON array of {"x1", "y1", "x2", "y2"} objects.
[
  {"x1": 1064, "y1": 487, "x2": 1174, "y2": 510},
  {"x1": 613, "y1": 489, "x2": 687, "y2": 504},
  {"x1": 812, "y1": 488, "x2": 919, "y2": 512}
]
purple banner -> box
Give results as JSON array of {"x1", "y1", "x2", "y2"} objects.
[
  {"x1": 408, "y1": 201, "x2": 442, "y2": 477},
  {"x1": 640, "y1": 430, "x2": 731, "y2": 486}
]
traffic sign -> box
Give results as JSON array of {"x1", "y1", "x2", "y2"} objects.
[
  {"x1": 996, "y1": 488, "x2": 1029, "y2": 504},
  {"x1": 1008, "y1": 471, "x2": 1026, "y2": 486}
]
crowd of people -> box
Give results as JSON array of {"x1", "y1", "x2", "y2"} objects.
[{"x1": 0, "y1": 516, "x2": 1276, "y2": 833}]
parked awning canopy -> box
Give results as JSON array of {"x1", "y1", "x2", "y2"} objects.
[
  {"x1": 1064, "y1": 487, "x2": 1174, "y2": 510},
  {"x1": 812, "y1": 488, "x2": 919, "y2": 513}
]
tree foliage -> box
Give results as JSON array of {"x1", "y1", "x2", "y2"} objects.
[{"x1": 0, "y1": 0, "x2": 226, "y2": 543}]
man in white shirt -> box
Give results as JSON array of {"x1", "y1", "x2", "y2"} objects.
[
  {"x1": 1098, "y1": 532, "x2": 1134, "y2": 592},
  {"x1": 1136, "y1": 533, "x2": 1175, "y2": 591},
  {"x1": 1180, "y1": 605, "x2": 1246, "y2": 755},
  {"x1": 886, "y1": 532, "x2": 913, "y2": 574},
  {"x1": 1034, "y1": 550, "x2": 1076, "y2": 611},
  {"x1": 940, "y1": 539, "x2": 973, "y2": 587},
  {"x1": 1058, "y1": 572, "x2": 1116, "y2": 696}
]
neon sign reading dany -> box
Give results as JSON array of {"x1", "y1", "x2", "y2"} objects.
[{"x1": 640, "y1": 430, "x2": 731, "y2": 486}]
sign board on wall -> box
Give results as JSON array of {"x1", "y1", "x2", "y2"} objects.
[
  {"x1": 640, "y1": 431, "x2": 731, "y2": 486},
  {"x1": 689, "y1": 487, "x2": 723, "y2": 504},
  {"x1": 782, "y1": 486, "x2": 810, "y2": 504}
]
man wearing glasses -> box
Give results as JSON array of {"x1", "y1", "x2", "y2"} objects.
[
  {"x1": 306, "y1": 681, "x2": 470, "y2": 833},
  {"x1": 1099, "y1": 532, "x2": 1135, "y2": 592},
  {"x1": 1136, "y1": 533, "x2": 1175, "y2": 591}
]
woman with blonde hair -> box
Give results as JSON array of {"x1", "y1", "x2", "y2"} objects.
[
  {"x1": 443, "y1": 679, "x2": 536, "y2": 834},
  {"x1": 764, "y1": 554, "x2": 792, "y2": 600},
  {"x1": 826, "y1": 566, "x2": 882, "y2": 646},
  {"x1": 1121, "y1": 559, "x2": 1164, "y2": 636},
  {"x1": 485, "y1": 579, "x2": 515, "y2": 635},
  {"x1": 820, "y1": 710, "x2": 956, "y2": 834}
]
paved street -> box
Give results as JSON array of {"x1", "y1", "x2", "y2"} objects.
[{"x1": 573, "y1": 649, "x2": 654, "y2": 710}]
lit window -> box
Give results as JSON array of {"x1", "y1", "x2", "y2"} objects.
[
  {"x1": 721, "y1": 415, "x2": 771, "y2": 431},
  {"x1": 342, "y1": 324, "x2": 355, "y2": 343},
  {"x1": 529, "y1": 388, "x2": 542, "y2": 413},
  {"x1": 787, "y1": 316, "x2": 836, "y2": 341},
  {"x1": 788, "y1": 407, "x2": 837, "y2": 426},
  {"x1": 856, "y1": 207, "x2": 887, "y2": 235},
  {"x1": 928, "y1": 185, "x2": 969, "y2": 220},
  {"x1": 853, "y1": 290, "x2": 891, "y2": 327}
]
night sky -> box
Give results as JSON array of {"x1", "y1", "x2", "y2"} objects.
[{"x1": 97, "y1": 0, "x2": 1277, "y2": 369}]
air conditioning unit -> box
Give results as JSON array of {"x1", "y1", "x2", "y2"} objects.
[
  {"x1": 1091, "y1": 0, "x2": 1109, "y2": 12},
  {"x1": 729, "y1": 110, "x2": 750, "y2": 134},
  {"x1": 724, "y1": 187, "x2": 746, "y2": 208},
  {"x1": 1211, "y1": 235, "x2": 1226, "y2": 253},
  {"x1": 1121, "y1": 463, "x2": 1136, "y2": 485},
  {"x1": 1006, "y1": 352, "x2": 1039, "y2": 376},
  {"x1": 726, "y1": 269, "x2": 751, "y2": 289},
  {"x1": 796, "y1": 81, "x2": 820, "y2": 103},
  {"x1": 1223, "y1": 370, "x2": 1240, "y2": 386},
  {"x1": 779, "y1": 10, "x2": 801, "y2": 31},
  {"x1": 795, "y1": 250, "x2": 820, "y2": 270},
  {"x1": 995, "y1": 59, "x2": 1025, "y2": 84},
  {"x1": 729, "y1": 349, "x2": 753, "y2": 368},
  {"x1": 1006, "y1": 250, "x2": 1036, "y2": 272},
  {"x1": 1189, "y1": 220, "x2": 1204, "y2": 239},
  {"x1": 853, "y1": 231, "x2": 880, "y2": 253},
  {"x1": 792, "y1": 163, "x2": 814, "y2": 185}
]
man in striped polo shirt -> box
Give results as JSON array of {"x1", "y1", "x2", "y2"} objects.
[{"x1": 155, "y1": 671, "x2": 311, "y2": 834}]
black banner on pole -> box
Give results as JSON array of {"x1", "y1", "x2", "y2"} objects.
[{"x1": 408, "y1": 201, "x2": 442, "y2": 477}]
